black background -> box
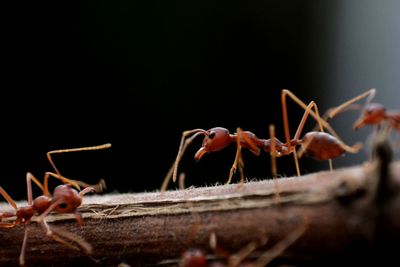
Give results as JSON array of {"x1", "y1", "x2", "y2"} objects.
[{"x1": 3, "y1": 1, "x2": 374, "y2": 200}]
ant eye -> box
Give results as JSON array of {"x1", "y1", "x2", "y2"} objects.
[
  {"x1": 208, "y1": 132, "x2": 216, "y2": 139},
  {"x1": 58, "y1": 203, "x2": 67, "y2": 209}
]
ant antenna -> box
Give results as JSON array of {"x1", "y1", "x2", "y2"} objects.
[
  {"x1": 46, "y1": 143, "x2": 111, "y2": 189},
  {"x1": 329, "y1": 88, "x2": 376, "y2": 119},
  {"x1": 161, "y1": 129, "x2": 206, "y2": 192}
]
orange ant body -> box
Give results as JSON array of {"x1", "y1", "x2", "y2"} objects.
[
  {"x1": 162, "y1": 90, "x2": 361, "y2": 190},
  {"x1": 329, "y1": 88, "x2": 400, "y2": 132},
  {"x1": 0, "y1": 143, "x2": 111, "y2": 266}
]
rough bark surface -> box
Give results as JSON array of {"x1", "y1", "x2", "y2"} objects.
[{"x1": 1, "y1": 157, "x2": 399, "y2": 266}]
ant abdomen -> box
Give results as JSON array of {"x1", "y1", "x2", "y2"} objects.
[{"x1": 300, "y1": 132, "x2": 345, "y2": 161}]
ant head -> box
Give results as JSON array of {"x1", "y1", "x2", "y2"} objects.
[
  {"x1": 52, "y1": 185, "x2": 82, "y2": 213},
  {"x1": 354, "y1": 103, "x2": 386, "y2": 129},
  {"x1": 194, "y1": 127, "x2": 232, "y2": 160},
  {"x1": 180, "y1": 248, "x2": 208, "y2": 267}
]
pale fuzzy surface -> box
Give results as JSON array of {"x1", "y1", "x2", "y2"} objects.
[{"x1": 0, "y1": 162, "x2": 374, "y2": 212}]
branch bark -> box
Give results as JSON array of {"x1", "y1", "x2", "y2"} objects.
[{"x1": 1, "y1": 155, "x2": 400, "y2": 266}]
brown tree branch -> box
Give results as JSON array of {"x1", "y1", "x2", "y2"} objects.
[{"x1": 1, "y1": 154, "x2": 399, "y2": 266}]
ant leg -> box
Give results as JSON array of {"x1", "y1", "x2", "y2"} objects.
[
  {"x1": 229, "y1": 128, "x2": 262, "y2": 184},
  {"x1": 42, "y1": 219, "x2": 92, "y2": 254},
  {"x1": 26, "y1": 172, "x2": 44, "y2": 191},
  {"x1": 281, "y1": 89, "x2": 340, "y2": 140},
  {"x1": 0, "y1": 222, "x2": 18, "y2": 228},
  {"x1": 336, "y1": 141, "x2": 363, "y2": 154},
  {"x1": 0, "y1": 186, "x2": 18, "y2": 211},
  {"x1": 161, "y1": 129, "x2": 206, "y2": 192},
  {"x1": 37, "y1": 200, "x2": 92, "y2": 254},
  {"x1": 19, "y1": 224, "x2": 29, "y2": 266},
  {"x1": 70, "y1": 178, "x2": 106, "y2": 193},
  {"x1": 178, "y1": 172, "x2": 186, "y2": 191},
  {"x1": 281, "y1": 93, "x2": 314, "y2": 176},
  {"x1": 73, "y1": 186, "x2": 96, "y2": 226},
  {"x1": 43, "y1": 172, "x2": 81, "y2": 195},
  {"x1": 209, "y1": 232, "x2": 232, "y2": 260},
  {"x1": 210, "y1": 232, "x2": 268, "y2": 266},
  {"x1": 252, "y1": 222, "x2": 308, "y2": 267},
  {"x1": 296, "y1": 101, "x2": 363, "y2": 158},
  {"x1": 328, "y1": 88, "x2": 376, "y2": 119},
  {"x1": 269, "y1": 125, "x2": 278, "y2": 178},
  {"x1": 238, "y1": 155, "x2": 245, "y2": 184},
  {"x1": 45, "y1": 172, "x2": 105, "y2": 193},
  {"x1": 160, "y1": 165, "x2": 174, "y2": 193},
  {"x1": 46, "y1": 143, "x2": 112, "y2": 182},
  {"x1": 173, "y1": 129, "x2": 207, "y2": 182},
  {"x1": 269, "y1": 125, "x2": 281, "y2": 204},
  {"x1": 26, "y1": 172, "x2": 46, "y2": 204},
  {"x1": 311, "y1": 104, "x2": 363, "y2": 134},
  {"x1": 79, "y1": 186, "x2": 96, "y2": 197},
  {"x1": 292, "y1": 101, "x2": 334, "y2": 171},
  {"x1": 228, "y1": 240, "x2": 260, "y2": 267},
  {"x1": 227, "y1": 129, "x2": 243, "y2": 184}
]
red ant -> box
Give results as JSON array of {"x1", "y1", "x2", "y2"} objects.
[
  {"x1": 329, "y1": 88, "x2": 400, "y2": 133},
  {"x1": 161, "y1": 90, "x2": 361, "y2": 191},
  {"x1": 179, "y1": 222, "x2": 307, "y2": 267},
  {"x1": 0, "y1": 143, "x2": 111, "y2": 266}
]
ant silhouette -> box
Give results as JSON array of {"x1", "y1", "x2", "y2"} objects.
[
  {"x1": 161, "y1": 90, "x2": 361, "y2": 191},
  {"x1": 329, "y1": 88, "x2": 400, "y2": 133},
  {"x1": 0, "y1": 143, "x2": 111, "y2": 266}
]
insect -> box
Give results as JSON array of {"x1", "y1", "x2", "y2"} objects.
[
  {"x1": 179, "y1": 222, "x2": 307, "y2": 267},
  {"x1": 0, "y1": 143, "x2": 111, "y2": 266},
  {"x1": 160, "y1": 126, "x2": 274, "y2": 192},
  {"x1": 328, "y1": 88, "x2": 400, "y2": 133},
  {"x1": 0, "y1": 174, "x2": 99, "y2": 266},
  {"x1": 229, "y1": 90, "x2": 363, "y2": 176},
  {"x1": 161, "y1": 90, "x2": 361, "y2": 191}
]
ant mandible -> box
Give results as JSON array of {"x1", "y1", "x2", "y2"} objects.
[
  {"x1": 328, "y1": 88, "x2": 400, "y2": 133},
  {"x1": 0, "y1": 143, "x2": 111, "y2": 266}
]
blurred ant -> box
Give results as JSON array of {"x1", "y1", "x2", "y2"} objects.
[
  {"x1": 176, "y1": 172, "x2": 307, "y2": 267},
  {"x1": 329, "y1": 88, "x2": 400, "y2": 133},
  {"x1": 161, "y1": 90, "x2": 361, "y2": 191},
  {"x1": 0, "y1": 143, "x2": 111, "y2": 266},
  {"x1": 180, "y1": 222, "x2": 307, "y2": 267},
  {"x1": 179, "y1": 234, "x2": 263, "y2": 267}
]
